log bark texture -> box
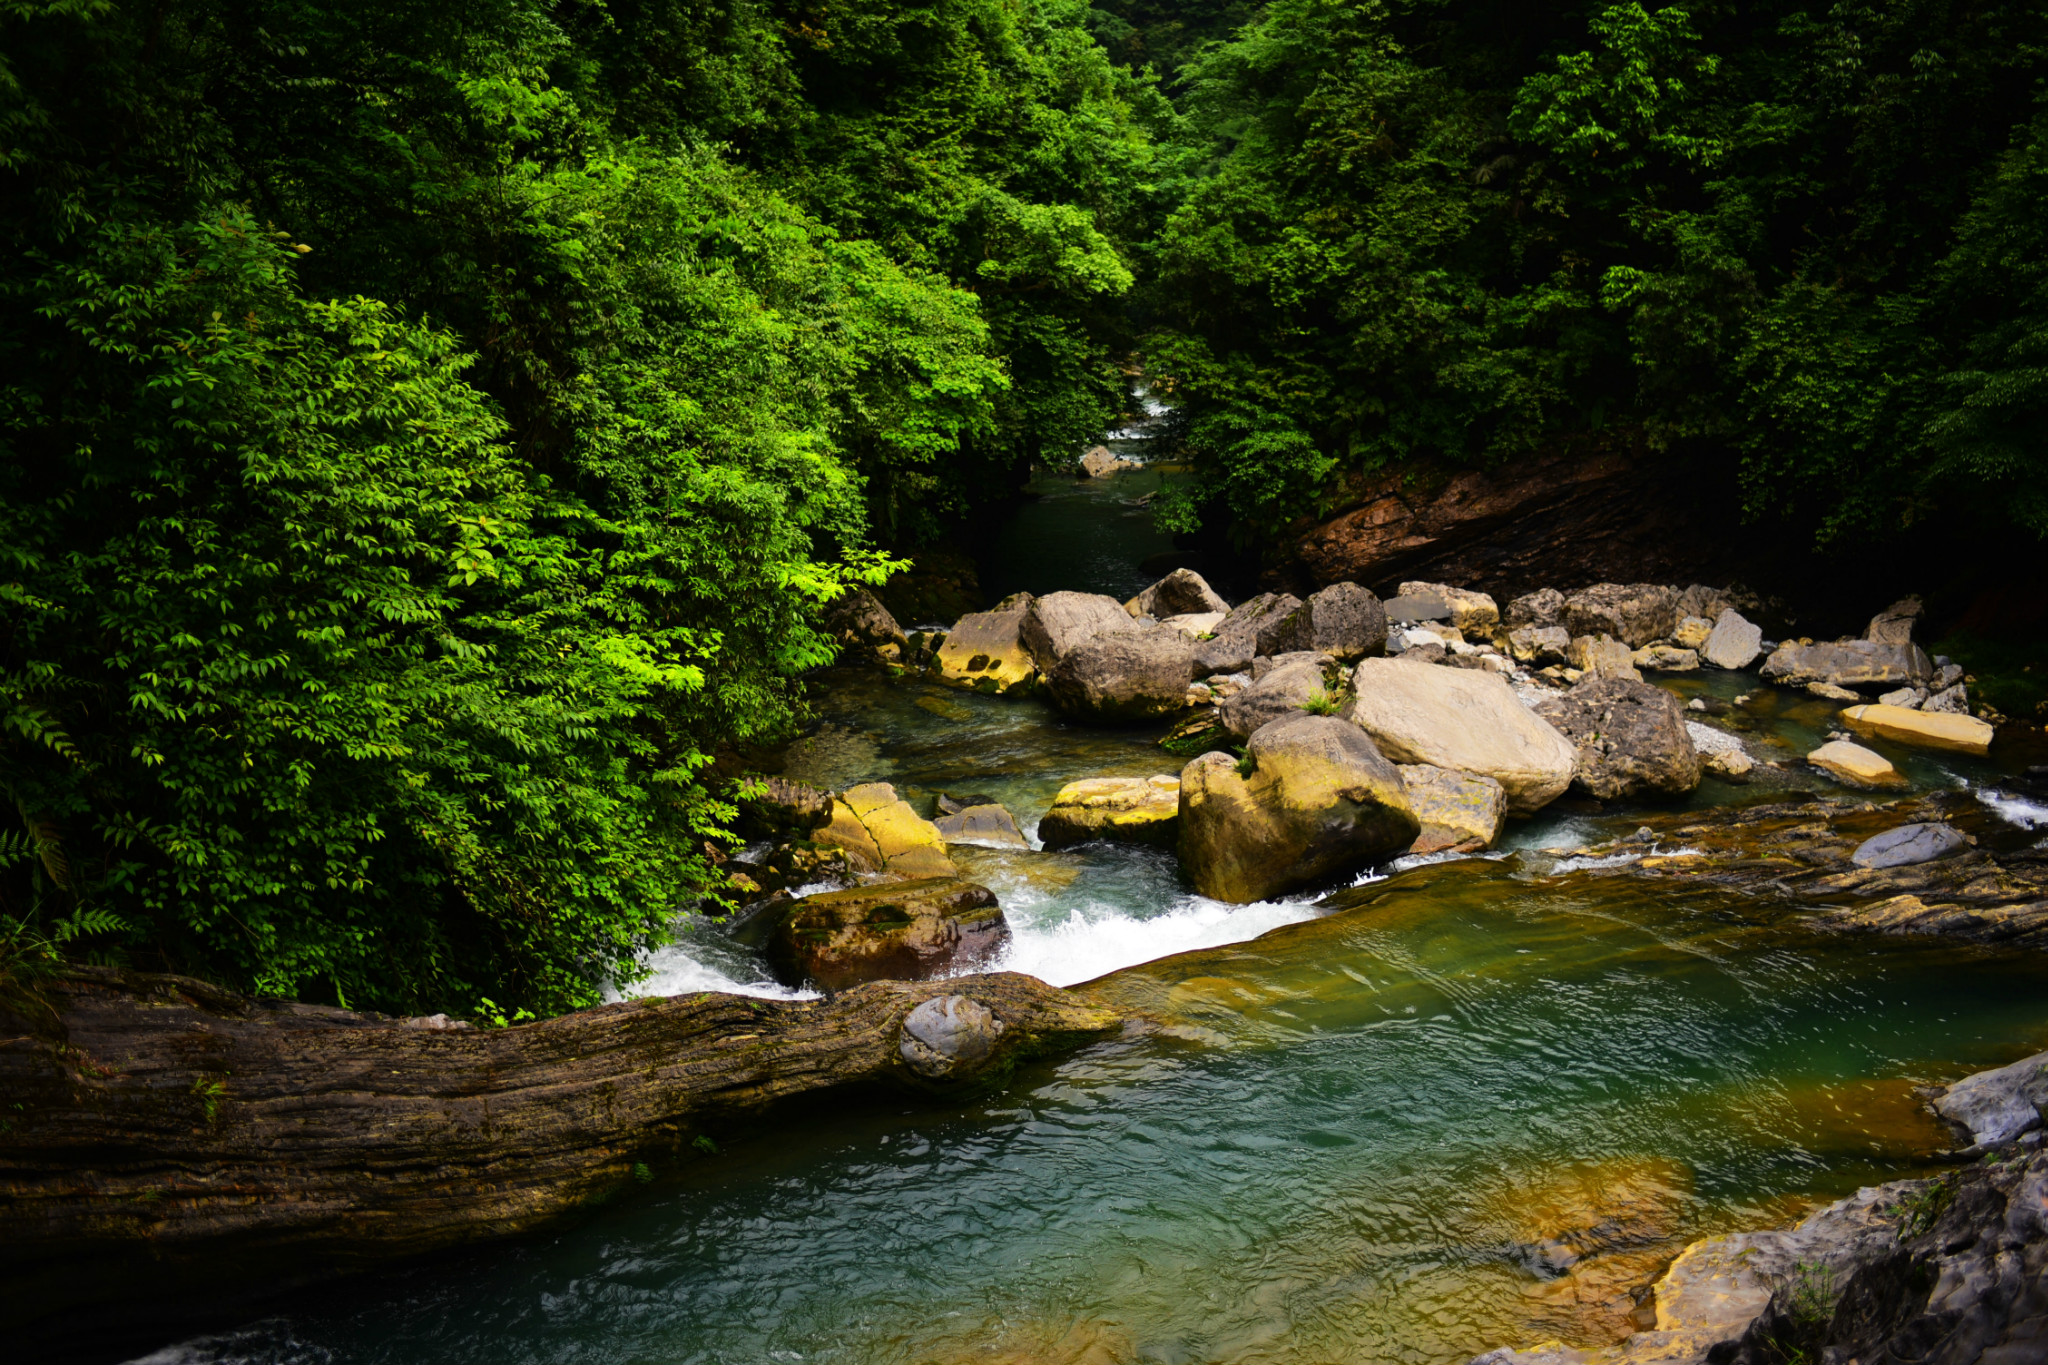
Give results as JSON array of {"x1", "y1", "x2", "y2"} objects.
[{"x1": 0, "y1": 967, "x2": 1121, "y2": 1336}]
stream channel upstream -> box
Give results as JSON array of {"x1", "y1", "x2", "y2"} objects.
[{"x1": 141, "y1": 428, "x2": 2048, "y2": 1365}]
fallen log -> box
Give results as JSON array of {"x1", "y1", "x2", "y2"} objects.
[{"x1": 0, "y1": 966, "x2": 1121, "y2": 1339}]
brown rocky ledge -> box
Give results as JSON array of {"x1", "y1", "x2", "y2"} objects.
[{"x1": 0, "y1": 967, "x2": 1120, "y2": 1340}]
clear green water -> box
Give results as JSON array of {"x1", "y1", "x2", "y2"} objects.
[
  {"x1": 149, "y1": 868, "x2": 2046, "y2": 1365},
  {"x1": 137, "y1": 452, "x2": 2048, "y2": 1365}
]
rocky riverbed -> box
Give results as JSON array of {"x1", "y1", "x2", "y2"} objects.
[{"x1": 8, "y1": 539, "x2": 2046, "y2": 1364}]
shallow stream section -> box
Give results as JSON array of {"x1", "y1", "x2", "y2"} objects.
[{"x1": 144, "y1": 664, "x2": 2048, "y2": 1365}]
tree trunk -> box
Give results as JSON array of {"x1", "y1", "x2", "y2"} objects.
[{"x1": 0, "y1": 966, "x2": 1121, "y2": 1340}]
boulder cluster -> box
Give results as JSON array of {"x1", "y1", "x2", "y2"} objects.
[{"x1": 773, "y1": 573, "x2": 2004, "y2": 990}]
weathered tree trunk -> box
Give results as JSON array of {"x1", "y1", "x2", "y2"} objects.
[{"x1": 0, "y1": 966, "x2": 1121, "y2": 1339}]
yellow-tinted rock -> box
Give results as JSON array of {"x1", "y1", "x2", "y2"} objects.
[
  {"x1": 1039, "y1": 775, "x2": 1180, "y2": 850},
  {"x1": 1840, "y1": 702, "x2": 1994, "y2": 755},
  {"x1": 1806, "y1": 739, "x2": 1907, "y2": 788},
  {"x1": 813, "y1": 783, "x2": 959, "y2": 878},
  {"x1": 1398, "y1": 764, "x2": 1506, "y2": 853},
  {"x1": 933, "y1": 595, "x2": 1037, "y2": 694}
]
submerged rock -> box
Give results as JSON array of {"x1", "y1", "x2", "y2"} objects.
[
  {"x1": 768, "y1": 877, "x2": 1009, "y2": 989},
  {"x1": 1840, "y1": 702, "x2": 1994, "y2": 755},
  {"x1": 1399, "y1": 764, "x2": 1507, "y2": 854},
  {"x1": 1042, "y1": 628, "x2": 1195, "y2": 722},
  {"x1": 1125, "y1": 567, "x2": 1229, "y2": 619},
  {"x1": 1038, "y1": 775, "x2": 1181, "y2": 850},
  {"x1": 934, "y1": 593, "x2": 1038, "y2": 694},
  {"x1": 1535, "y1": 676, "x2": 1703, "y2": 801},
  {"x1": 1267, "y1": 581, "x2": 1388, "y2": 658},
  {"x1": 1179, "y1": 714, "x2": 1419, "y2": 903},
  {"x1": 1344, "y1": 658, "x2": 1579, "y2": 814}
]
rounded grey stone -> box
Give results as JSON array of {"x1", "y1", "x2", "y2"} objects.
[
  {"x1": 899, "y1": 995, "x2": 1004, "y2": 1079},
  {"x1": 1850, "y1": 822, "x2": 1968, "y2": 870}
]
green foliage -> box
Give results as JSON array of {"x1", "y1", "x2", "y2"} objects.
[
  {"x1": 0, "y1": 0, "x2": 1149, "y2": 1016},
  {"x1": 1145, "y1": 0, "x2": 2048, "y2": 551},
  {"x1": 1159, "y1": 722, "x2": 1229, "y2": 757}
]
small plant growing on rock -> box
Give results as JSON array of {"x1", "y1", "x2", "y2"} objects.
[{"x1": 1298, "y1": 688, "x2": 1346, "y2": 716}]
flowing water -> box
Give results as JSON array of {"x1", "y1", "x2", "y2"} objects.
[{"x1": 137, "y1": 439, "x2": 2048, "y2": 1365}]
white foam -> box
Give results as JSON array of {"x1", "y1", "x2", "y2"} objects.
[
  {"x1": 626, "y1": 943, "x2": 819, "y2": 1002},
  {"x1": 1977, "y1": 788, "x2": 2048, "y2": 831},
  {"x1": 992, "y1": 895, "x2": 1320, "y2": 988}
]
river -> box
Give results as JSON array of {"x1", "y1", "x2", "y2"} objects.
[{"x1": 135, "y1": 430, "x2": 2048, "y2": 1365}]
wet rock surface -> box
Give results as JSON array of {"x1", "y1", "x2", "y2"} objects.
[
  {"x1": 767, "y1": 878, "x2": 1010, "y2": 989},
  {"x1": 1178, "y1": 714, "x2": 1419, "y2": 903},
  {"x1": 1399, "y1": 764, "x2": 1508, "y2": 853},
  {"x1": 1851, "y1": 821, "x2": 1969, "y2": 870},
  {"x1": 1545, "y1": 789, "x2": 2048, "y2": 950},
  {"x1": 1535, "y1": 676, "x2": 1703, "y2": 801},
  {"x1": 1039, "y1": 775, "x2": 1181, "y2": 850},
  {"x1": 1473, "y1": 1059, "x2": 2048, "y2": 1365}
]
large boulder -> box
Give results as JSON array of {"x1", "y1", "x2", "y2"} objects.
[
  {"x1": 1506, "y1": 588, "x2": 1565, "y2": 629},
  {"x1": 1399, "y1": 765, "x2": 1507, "y2": 854},
  {"x1": 1220, "y1": 657, "x2": 1329, "y2": 740},
  {"x1": 823, "y1": 588, "x2": 908, "y2": 658},
  {"x1": 1563, "y1": 583, "x2": 1680, "y2": 648},
  {"x1": 934, "y1": 592, "x2": 1037, "y2": 694},
  {"x1": 1042, "y1": 628, "x2": 1195, "y2": 721},
  {"x1": 1534, "y1": 676, "x2": 1703, "y2": 800},
  {"x1": 1840, "y1": 702, "x2": 1994, "y2": 755},
  {"x1": 1342, "y1": 658, "x2": 1579, "y2": 814},
  {"x1": 1021, "y1": 591, "x2": 1137, "y2": 673},
  {"x1": 1266, "y1": 581, "x2": 1388, "y2": 658},
  {"x1": 1398, "y1": 581, "x2": 1499, "y2": 635},
  {"x1": 767, "y1": 878, "x2": 1008, "y2": 989},
  {"x1": 1760, "y1": 638, "x2": 1934, "y2": 689},
  {"x1": 1126, "y1": 567, "x2": 1229, "y2": 619},
  {"x1": 1700, "y1": 608, "x2": 1764, "y2": 670},
  {"x1": 1039, "y1": 775, "x2": 1181, "y2": 849},
  {"x1": 812, "y1": 782, "x2": 959, "y2": 879},
  {"x1": 1192, "y1": 592, "x2": 1303, "y2": 676},
  {"x1": 1178, "y1": 715, "x2": 1419, "y2": 903}
]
